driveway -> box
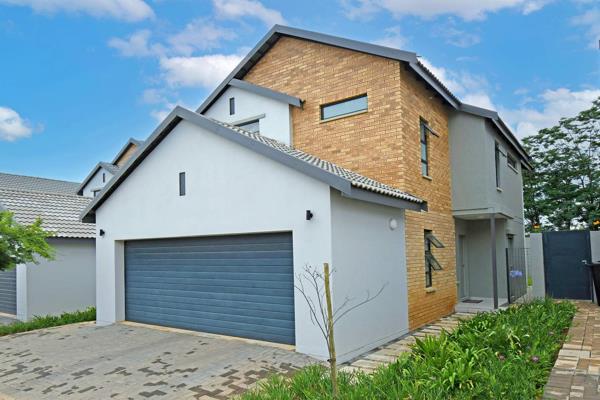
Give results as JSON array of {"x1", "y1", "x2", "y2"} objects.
[
  {"x1": 0, "y1": 323, "x2": 316, "y2": 400},
  {"x1": 0, "y1": 315, "x2": 16, "y2": 326}
]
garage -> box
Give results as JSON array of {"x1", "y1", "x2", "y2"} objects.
[
  {"x1": 0, "y1": 268, "x2": 16, "y2": 315},
  {"x1": 124, "y1": 232, "x2": 295, "y2": 344}
]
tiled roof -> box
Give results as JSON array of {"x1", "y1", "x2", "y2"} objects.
[
  {"x1": 0, "y1": 172, "x2": 79, "y2": 194},
  {"x1": 211, "y1": 119, "x2": 423, "y2": 204},
  {"x1": 0, "y1": 189, "x2": 95, "y2": 238}
]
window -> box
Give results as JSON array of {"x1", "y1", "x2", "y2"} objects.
[
  {"x1": 236, "y1": 119, "x2": 260, "y2": 133},
  {"x1": 229, "y1": 97, "x2": 235, "y2": 115},
  {"x1": 424, "y1": 230, "x2": 445, "y2": 288},
  {"x1": 495, "y1": 142, "x2": 501, "y2": 188},
  {"x1": 102, "y1": 172, "x2": 106, "y2": 183},
  {"x1": 507, "y1": 154, "x2": 518, "y2": 171},
  {"x1": 179, "y1": 172, "x2": 186, "y2": 196},
  {"x1": 420, "y1": 118, "x2": 429, "y2": 176},
  {"x1": 92, "y1": 189, "x2": 101, "y2": 197},
  {"x1": 320, "y1": 94, "x2": 367, "y2": 120}
]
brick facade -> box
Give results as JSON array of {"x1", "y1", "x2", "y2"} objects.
[{"x1": 244, "y1": 37, "x2": 457, "y2": 329}]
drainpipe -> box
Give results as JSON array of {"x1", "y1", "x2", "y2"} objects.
[{"x1": 491, "y1": 214, "x2": 498, "y2": 309}]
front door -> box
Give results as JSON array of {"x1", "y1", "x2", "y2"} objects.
[{"x1": 457, "y1": 235, "x2": 468, "y2": 299}]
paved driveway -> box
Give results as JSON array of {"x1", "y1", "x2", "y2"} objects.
[{"x1": 0, "y1": 323, "x2": 316, "y2": 400}]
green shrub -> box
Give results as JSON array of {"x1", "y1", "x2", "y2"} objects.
[
  {"x1": 241, "y1": 299, "x2": 576, "y2": 399},
  {"x1": 0, "y1": 307, "x2": 96, "y2": 336}
]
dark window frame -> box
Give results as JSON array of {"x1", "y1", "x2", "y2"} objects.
[
  {"x1": 495, "y1": 142, "x2": 501, "y2": 188},
  {"x1": 102, "y1": 172, "x2": 106, "y2": 183},
  {"x1": 320, "y1": 94, "x2": 368, "y2": 121},
  {"x1": 179, "y1": 172, "x2": 186, "y2": 196},
  {"x1": 229, "y1": 97, "x2": 235, "y2": 115},
  {"x1": 507, "y1": 153, "x2": 518, "y2": 171},
  {"x1": 424, "y1": 230, "x2": 444, "y2": 288},
  {"x1": 92, "y1": 189, "x2": 101, "y2": 197},
  {"x1": 420, "y1": 118, "x2": 430, "y2": 177}
]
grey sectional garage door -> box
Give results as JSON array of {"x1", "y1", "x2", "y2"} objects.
[
  {"x1": 125, "y1": 232, "x2": 295, "y2": 344},
  {"x1": 0, "y1": 268, "x2": 16, "y2": 315}
]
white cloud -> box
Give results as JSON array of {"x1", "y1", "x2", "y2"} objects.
[
  {"x1": 0, "y1": 0, "x2": 154, "y2": 22},
  {"x1": 140, "y1": 88, "x2": 165, "y2": 104},
  {"x1": 213, "y1": 0, "x2": 285, "y2": 26},
  {"x1": 373, "y1": 26, "x2": 408, "y2": 49},
  {"x1": 344, "y1": 0, "x2": 552, "y2": 21},
  {"x1": 571, "y1": 8, "x2": 600, "y2": 49},
  {"x1": 108, "y1": 30, "x2": 164, "y2": 57},
  {"x1": 434, "y1": 23, "x2": 480, "y2": 47},
  {"x1": 159, "y1": 54, "x2": 243, "y2": 88},
  {"x1": 167, "y1": 19, "x2": 236, "y2": 56},
  {"x1": 0, "y1": 106, "x2": 36, "y2": 142},
  {"x1": 499, "y1": 88, "x2": 600, "y2": 138}
]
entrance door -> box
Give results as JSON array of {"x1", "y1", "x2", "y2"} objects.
[
  {"x1": 457, "y1": 235, "x2": 468, "y2": 299},
  {"x1": 543, "y1": 230, "x2": 592, "y2": 300}
]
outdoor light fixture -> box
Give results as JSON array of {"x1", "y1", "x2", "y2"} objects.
[
  {"x1": 389, "y1": 218, "x2": 398, "y2": 230},
  {"x1": 306, "y1": 210, "x2": 314, "y2": 220},
  {"x1": 99, "y1": 229, "x2": 105, "y2": 236}
]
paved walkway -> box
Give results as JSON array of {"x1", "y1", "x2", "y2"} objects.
[
  {"x1": 543, "y1": 301, "x2": 600, "y2": 400},
  {"x1": 342, "y1": 312, "x2": 474, "y2": 373}
]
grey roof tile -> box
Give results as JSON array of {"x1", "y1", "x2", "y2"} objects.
[
  {"x1": 0, "y1": 172, "x2": 79, "y2": 194},
  {"x1": 211, "y1": 119, "x2": 423, "y2": 204},
  {"x1": 0, "y1": 189, "x2": 95, "y2": 238}
]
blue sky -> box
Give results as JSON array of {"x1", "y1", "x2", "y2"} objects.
[{"x1": 0, "y1": 0, "x2": 598, "y2": 182}]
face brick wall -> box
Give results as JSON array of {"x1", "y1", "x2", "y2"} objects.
[{"x1": 243, "y1": 36, "x2": 457, "y2": 329}]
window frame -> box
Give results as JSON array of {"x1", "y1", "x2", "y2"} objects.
[
  {"x1": 92, "y1": 189, "x2": 101, "y2": 197},
  {"x1": 179, "y1": 172, "x2": 186, "y2": 196},
  {"x1": 425, "y1": 230, "x2": 433, "y2": 288},
  {"x1": 102, "y1": 172, "x2": 106, "y2": 183},
  {"x1": 320, "y1": 94, "x2": 368, "y2": 121},
  {"x1": 507, "y1": 153, "x2": 518, "y2": 172},
  {"x1": 229, "y1": 97, "x2": 235, "y2": 115},
  {"x1": 420, "y1": 118, "x2": 430, "y2": 177},
  {"x1": 495, "y1": 142, "x2": 502, "y2": 188}
]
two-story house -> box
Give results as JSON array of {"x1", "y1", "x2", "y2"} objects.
[{"x1": 82, "y1": 26, "x2": 530, "y2": 362}]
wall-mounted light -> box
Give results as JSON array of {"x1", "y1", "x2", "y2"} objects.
[
  {"x1": 389, "y1": 218, "x2": 398, "y2": 230},
  {"x1": 306, "y1": 210, "x2": 314, "y2": 221},
  {"x1": 99, "y1": 229, "x2": 105, "y2": 237}
]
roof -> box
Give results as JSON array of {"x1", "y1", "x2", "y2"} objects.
[
  {"x1": 76, "y1": 162, "x2": 120, "y2": 195},
  {"x1": 0, "y1": 172, "x2": 79, "y2": 194},
  {"x1": 195, "y1": 24, "x2": 530, "y2": 168},
  {"x1": 81, "y1": 106, "x2": 425, "y2": 223},
  {"x1": 0, "y1": 188, "x2": 95, "y2": 238},
  {"x1": 228, "y1": 79, "x2": 303, "y2": 107},
  {"x1": 111, "y1": 137, "x2": 144, "y2": 165}
]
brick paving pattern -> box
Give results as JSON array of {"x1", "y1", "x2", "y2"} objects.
[{"x1": 543, "y1": 301, "x2": 600, "y2": 400}]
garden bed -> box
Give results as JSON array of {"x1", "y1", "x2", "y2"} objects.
[
  {"x1": 241, "y1": 299, "x2": 576, "y2": 399},
  {"x1": 0, "y1": 307, "x2": 95, "y2": 336}
]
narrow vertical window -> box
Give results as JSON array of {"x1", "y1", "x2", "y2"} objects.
[
  {"x1": 424, "y1": 230, "x2": 433, "y2": 287},
  {"x1": 420, "y1": 118, "x2": 429, "y2": 176},
  {"x1": 102, "y1": 172, "x2": 106, "y2": 183},
  {"x1": 179, "y1": 172, "x2": 186, "y2": 196},
  {"x1": 229, "y1": 97, "x2": 235, "y2": 115},
  {"x1": 495, "y1": 142, "x2": 501, "y2": 188}
]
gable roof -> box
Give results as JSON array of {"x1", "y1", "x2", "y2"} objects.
[
  {"x1": 0, "y1": 172, "x2": 79, "y2": 194},
  {"x1": 228, "y1": 79, "x2": 303, "y2": 107},
  {"x1": 0, "y1": 188, "x2": 95, "y2": 238},
  {"x1": 195, "y1": 24, "x2": 531, "y2": 169},
  {"x1": 111, "y1": 137, "x2": 144, "y2": 165},
  {"x1": 76, "y1": 162, "x2": 120, "y2": 195},
  {"x1": 81, "y1": 106, "x2": 425, "y2": 223}
]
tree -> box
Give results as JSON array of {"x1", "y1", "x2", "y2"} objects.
[
  {"x1": 295, "y1": 263, "x2": 386, "y2": 398},
  {"x1": 0, "y1": 211, "x2": 55, "y2": 271},
  {"x1": 523, "y1": 97, "x2": 600, "y2": 231}
]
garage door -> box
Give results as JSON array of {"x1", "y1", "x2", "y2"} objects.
[
  {"x1": 0, "y1": 268, "x2": 16, "y2": 315},
  {"x1": 125, "y1": 232, "x2": 295, "y2": 344}
]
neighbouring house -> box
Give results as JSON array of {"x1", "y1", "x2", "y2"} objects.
[
  {"x1": 82, "y1": 26, "x2": 531, "y2": 362},
  {"x1": 0, "y1": 173, "x2": 96, "y2": 320}
]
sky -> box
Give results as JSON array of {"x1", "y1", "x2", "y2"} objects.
[{"x1": 0, "y1": 0, "x2": 598, "y2": 182}]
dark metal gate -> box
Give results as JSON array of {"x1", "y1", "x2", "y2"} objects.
[
  {"x1": 506, "y1": 247, "x2": 527, "y2": 303},
  {"x1": 543, "y1": 230, "x2": 592, "y2": 300}
]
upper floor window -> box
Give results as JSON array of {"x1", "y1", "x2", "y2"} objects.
[
  {"x1": 320, "y1": 94, "x2": 367, "y2": 121},
  {"x1": 102, "y1": 172, "x2": 106, "y2": 183},
  {"x1": 424, "y1": 230, "x2": 444, "y2": 288},
  {"x1": 495, "y1": 142, "x2": 501, "y2": 188},
  {"x1": 229, "y1": 97, "x2": 235, "y2": 115},
  {"x1": 236, "y1": 119, "x2": 260, "y2": 133},
  {"x1": 420, "y1": 118, "x2": 430, "y2": 177},
  {"x1": 507, "y1": 153, "x2": 518, "y2": 171},
  {"x1": 179, "y1": 172, "x2": 186, "y2": 196}
]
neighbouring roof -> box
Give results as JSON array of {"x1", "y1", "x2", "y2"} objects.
[
  {"x1": 195, "y1": 25, "x2": 531, "y2": 169},
  {"x1": 0, "y1": 172, "x2": 79, "y2": 194},
  {"x1": 76, "y1": 162, "x2": 120, "y2": 195},
  {"x1": 228, "y1": 79, "x2": 303, "y2": 108},
  {"x1": 81, "y1": 106, "x2": 425, "y2": 223},
  {"x1": 111, "y1": 138, "x2": 144, "y2": 165},
  {"x1": 0, "y1": 188, "x2": 95, "y2": 238}
]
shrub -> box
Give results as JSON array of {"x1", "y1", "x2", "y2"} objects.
[
  {"x1": 241, "y1": 299, "x2": 576, "y2": 399},
  {"x1": 0, "y1": 307, "x2": 96, "y2": 336}
]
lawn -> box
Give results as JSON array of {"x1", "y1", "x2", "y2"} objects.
[
  {"x1": 0, "y1": 307, "x2": 96, "y2": 336},
  {"x1": 241, "y1": 299, "x2": 576, "y2": 400}
]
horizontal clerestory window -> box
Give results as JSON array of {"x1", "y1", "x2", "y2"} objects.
[{"x1": 320, "y1": 94, "x2": 367, "y2": 120}]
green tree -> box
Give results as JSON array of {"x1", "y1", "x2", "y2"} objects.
[
  {"x1": 523, "y1": 97, "x2": 600, "y2": 231},
  {"x1": 0, "y1": 211, "x2": 55, "y2": 271}
]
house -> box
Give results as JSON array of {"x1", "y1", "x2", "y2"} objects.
[
  {"x1": 82, "y1": 26, "x2": 530, "y2": 362},
  {"x1": 0, "y1": 173, "x2": 96, "y2": 320}
]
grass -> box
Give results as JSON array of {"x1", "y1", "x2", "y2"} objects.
[
  {"x1": 241, "y1": 299, "x2": 576, "y2": 400},
  {"x1": 0, "y1": 307, "x2": 95, "y2": 336}
]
